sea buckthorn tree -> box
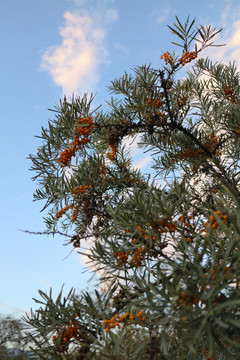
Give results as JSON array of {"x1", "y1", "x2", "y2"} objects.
[{"x1": 25, "y1": 17, "x2": 240, "y2": 360}]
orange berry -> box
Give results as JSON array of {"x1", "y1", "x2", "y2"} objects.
[
  {"x1": 211, "y1": 221, "x2": 218, "y2": 229},
  {"x1": 137, "y1": 310, "x2": 144, "y2": 317},
  {"x1": 209, "y1": 214, "x2": 215, "y2": 222},
  {"x1": 129, "y1": 313, "x2": 134, "y2": 320}
]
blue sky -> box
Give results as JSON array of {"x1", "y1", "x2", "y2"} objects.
[{"x1": 1, "y1": 0, "x2": 240, "y2": 318}]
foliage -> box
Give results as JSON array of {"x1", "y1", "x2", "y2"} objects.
[
  {"x1": 25, "y1": 16, "x2": 240, "y2": 359},
  {"x1": 0, "y1": 315, "x2": 28, "y2": 359}
]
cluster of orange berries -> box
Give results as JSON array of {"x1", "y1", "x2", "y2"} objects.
[
  {"x1": 114, "y1": 245, "x2": 146, "y2": 267},
  {"x1": 114, "y1": 250, "x2": 130, "y2": 266},
  {"x1": 57, "y1": 116, "x2": 93, "y2": 166},
  {"x1": 128, "y1": 177, "x2": 147, "y2": 187},
  {"x1": 178, "y1": 133, "x2": 221, "y2": 160},
  {"x1": 125, "y1": 226, "x2": 157, "y2": 246},
  {"x1": 148, "y1": 217, "x2": 178, "y2": 233},
  {"x1": 178, "y1": 214, "x2": 192, "y2": 225},
  {"x1": 55, "y1": 204, "x2": 73, "y2": 221},
  {"x1": 202, "y1": 265, "x2": 231, "y2": 285},
  {"x1": 160, "y1": 51, "x2": 197, "y2": 66},
  {"x1": 130, "y1": 245, "x2": 145, "y2": 266},
  {"x1": 160, "y1": 218, "x2": 178, "y2": 232},
  {"x1": 126, "y1": 225, "x2": 157, "y2": 246},
  {"x1": 73, "y1": 184, "x2": 92, "y2": 195},
  {"x1": 145, "y1": 97, "x2": 163, "y2": 108},
  {"x1": 102, "y1": 310, "x2": 146, "y2": 332},
  {"x1": 151, "y1": 214, "x2": 192, "y2": 234},
  {"x1": 160, "y1": 51, "x2": 174, "y2": 65},
  {"x1": 198, "y1": 348, "x2": 216, "y2": 360},
  {"x1": 75, "y1": 116, "x2": 93, "y2": 137},
  {"x1": 107, "y1": 143, "x2": 118, "y2": 161},
  {"x1": 71, "y1": 204, "x2": 80, "y2": 223},
  {"x1": 224, "y1": 85, "x2": 237, "y2": 104},
  {"x1": 176, "y1": 96, "x2": 188, "y2": 108},
  {"x1": 132, "y1": 225, "x2": 154, "y2": 240},
  {"x1": 203, "y1": 210, "x2": 228, "y2": 231},
  {"x1": 206, "y1": 133, "x2": 221, "y2": 155},
  {"x1": 71, "y1": 185, "x2": 92, "y2": 222},
  {"x1": 179, "y1": 291, "x2": 199, "y2": 307},
  {"x1": 178, "y1": 51, "x2": 198, "y2": 66},
  {"x1": 52, "y1": 316, "x2": 80, "y2": 352},
  {"x1": 126, "y1": 215, "x2": 192, "y2": 242},
  {"x1": 114, "y1": 215, "x2": 195, "y2": 267},
  {"x1": 54, "y1": 184, "x2": 92, "y2": 222},
  {"x1": 178, "y1": 214, "x2": 193, "y2": 242},
  {"x1": 178, "y1": 147, "x2": 201, "y2": 160},
  {"x1": 57, "y1": 147, "x2": 76, "y2": 167},
  {"x1": 179, "y1": 146, "x2": 213, "y2": 160},
  {"x1": 145, "y1": 111, "x2": 166, "y2": 123},
  {"x1": 133, "y1": 100, "x2": 166, "y2": 123}
]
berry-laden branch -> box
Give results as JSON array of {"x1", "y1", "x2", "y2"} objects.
[{"x1": 26, "y1": 16, "x2": 240, "y2": 360}]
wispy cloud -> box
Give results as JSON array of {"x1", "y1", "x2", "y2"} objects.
[
  {"x1": 225, "y1": 20, "x2": 240, "y2": 66},
  {"x1": 134, "y1": 156, "x2": 151, "y2": 170},
  {"x1": 122, "y1": 134, "x2": 152, "y2": 171},
  {"x1": 157, "y1": 6, "x2": 171, "y2": 24},
  {"x1": 41, "y1": 7, "x2": 118, "y2": 97},
  {"x1": 0, "y1": 301, "x2": 28, "y2": 315},
  {"x1": 105, "y1": 8, "x2": 119, "y2": 24},
  {"x1": 202, "y1": 1, "x2": 240, "y2": 69},
  {"x1": 39, "y1": 279, "x2": 54, "y2": 288},
  {"x1": 114, "y1": 43, "x2": 129, "y2": 54}
]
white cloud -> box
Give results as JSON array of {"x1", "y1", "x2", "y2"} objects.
[
  {"x1": 41, "y1": 10, "x2": 116, "y2": 97},
  {"x1": 157, "y1": 6, "x2": 170, "y2": 24},
  {"x1": 226, "y1": 20, "x2": 240, "y2": 65},
  {"x1": 200, "y1": 2, "x2": 240, "y2": 69},
  {"x1": 203, "y1": 29, "x2": 240, "y2": 72},
  {"x1": 123, "y1": 134, "x2": 140, "y2": 152},
  {"x1": 230, "y1": 20, "x2": 240, "y2": 47},
  {"x1": 0, "y1": 301, "x2": 28, "y2": 315},
  {"x1": 39, "y1": 279, "x2": 54, "y2": 288},
  {"x1": 114, "y1": 42, "x2": 129, "y2": 54},
  {"x1": 68, "y1": 0, "x2": 88, "y2": 5},
  {"x1": 67, "y1": 0, "x2": 115, "y2": 8},
  {"x1": 220, "y1": 0, "x2": 233, "y2": 29},
  {"x1": 105, "y1": 8, "x2": 118, "y2": 24},
  {"x1": 134, "y1": 156, "x2": 151, "y2": 170}
]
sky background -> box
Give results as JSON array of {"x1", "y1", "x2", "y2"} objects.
[{"x1": 1, "y1": 0, "x2": 240, "y2": 318}]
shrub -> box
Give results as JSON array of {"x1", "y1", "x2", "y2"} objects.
[{"x1": 25, "y1": 16, "x2": 240, "y2": 360}]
